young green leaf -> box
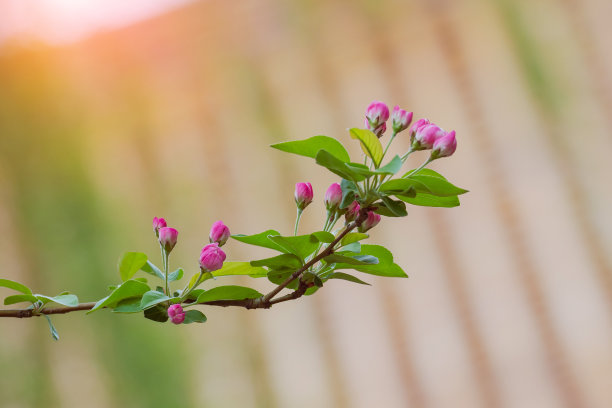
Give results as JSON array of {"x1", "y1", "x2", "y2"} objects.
[
  {"x1": 35, "y1": 294, "x2": 79, "y2": 307},
  {"x1": 231, "y1": 230, "x2": 287, "y2": 252},
  {"x1": 196, "y1": 286, "x2": 263, "y2": 303},
  {"x1": 378, "y1": 196, "x2": 408, "y2": 217},
  {"x1": 323, "y1": 254, "x2": 379, "y2": 265},
  {"x1": 88, "y1": 280, "x2": 150, "y2": 314},
  {"x1": 267, "y1": 234, "x2": 320, "y2": 261},
  {"x1": 397, "y1": 193, "x2": 460, "y2": 208},
  {"x1": 333, "y1": 245, "x2": 408, "y2": 278},
  {"x1": 379, "y1": 178, "x2": 430, "y2": 195},
  {"x1": 118, "y1": 252, "x2": 148, "y2": 282},
  {"x1": 140, "y1": 290, "x2": 171, "y2": 310},
  {"x1": 315, "y1": 150, "x2": 365, "y2": 182},
  {"x1": 349, "y1": 128, "x2": 383, "y2": 167},
  {"x1": 267, "y1": 270, "x2": 299, "y2": 290},
  {"x1": 327, "y1": 272, "x2": 371, "y2": 285},
  {"x1": 143, "y1": 304, "x2": 169, "y2": 323},
  {"x1": 3, "y1": 294, "x2": 38, "y2": 305},
  {"x1": 345, "y1": 155, "x2": 402, "y2": 177},
  {"x1": 311, "y1": 231, "x2": 335, "y2": 243},
  {"x1": 183, "y1": 309, "x2": 207, "y2": 324},
  {"x1": 43, "y1": 315, "x2": 60, "y2": 341},
  {"x1": 340, "y1": 179, "x2": 359, "y2": 208},
  {"x1": 251, "y1": 254, "x2": 302, "y2": 270},
  {"x1": 402, "y1": 169, "x2": 468, "y2": 197},
  {"x1": 210, "y1": 262, "x2": 268, "y2": 278},
  {"x1": 112, "y1": 298, "x2": 143, "y2": 313},
  {"x1": 168, "y1": 268, "x2": 184, "y2": 282},
  {"x1": 270, "y1": 135, "x2": 351, "y2": 162},
  {"x1": 340, "y1": 233, "x2": 369, "y2": 247},
  {"x1": 0, "y1": 278, "x2": 32, "y2": 295},
  {"x1": 140, "y1": 261, "x2": 165, "y2": 280}
]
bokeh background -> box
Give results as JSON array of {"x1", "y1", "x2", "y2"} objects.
[{"x1": 1, "y1": 0, "x2": 612, "y2": 407}]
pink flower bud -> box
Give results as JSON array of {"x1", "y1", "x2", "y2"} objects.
[
  {"x1": 345, "y1": 201, "x2": 361, "y2": 223},
  {"x1": 431, "y1": 130, "x2": 457, "y2": 159},
  {"x1": 199, "y1": 243, "x2": 226, "y2": 272},
  {"x1": 365, "y1": 119, "x2": 387, "y2": 138},
  {"x1": 158, "y1": 227, "x2": 178, "y2": 253},
  {"x1": 324, "y1": 183, "x2": 343, "y2": 211},
  {"x1": 365, "y1": 101, "x2": 390, "y2": 129},
  {"x1": 167, "y1": 304, "x2": 185, "y2": 324},
  {"x1": 409, "y1": 118, "x2": 430, "y2": 142},
  {"x1": 294, "y1": 182, "x2": 313, "y2": 211},
  {"x1": 391, "y1": 106, "x2": 413, "y2": 133},
  {"x1": 413, "y1": 123, "x2": 446, "y2": 150},
  {"x1": 209, "y1": 220, "x2": 231, "y2": 247},
  {"x1": 358, "y1": 211, "x2": 381, "y2": 233},
  {"x1": 152, "y1": 217, "x2": 167, "y2": 237}
]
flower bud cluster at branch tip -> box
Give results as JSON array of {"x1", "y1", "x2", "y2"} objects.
[
  {"x1": 209, "y1": 220, "x2": 230, "y2": 246},
  {"x1": 324, "y1": 183, "x2": 343, "y2": 212},
  {"x1": 391, "y1": 105, "x2": 413, "y2": 134},
  {"x1": 295, "y1": 182, "x2": 314, "y2": 211},
  {"x1": 167, "y1": 304, "x2": 185, "y2": 324},
  {"x1": 358, "y1": 211, "x2": 381, "y2": 233},
  {"x1": 365, "y1": 101, "x2": 390, "y2": 138},
  {"x1": 153, "y1": 217, "x2": 167, "y2": 237},
  {"x1": 407, "y1": 118, "x2": 457, "y2": 158},
  {"x1": 200, "y1": 243, "x2": 226, "y2": 272},
  {"x1": 159, "y1": 227, "x2": 178, "y2": 253}
]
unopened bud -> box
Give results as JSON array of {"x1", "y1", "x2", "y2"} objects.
[
  {"x1": 158, "y1": 227, "x2": 178, "y2": 253},
  {"x1": 412, "y1": 123, "x2": 445, "y2": 150},
  {"x1": 209, "y1": 220, "x2": 230, "y2": 247},
  {"x1": 365, "y1": 119, "x2": 387, "y2": 138},
  {"x1": 167, "y1": 304, "x2": 185, "y2": 324},
  {"x1": 365, "y1": 101, "x2": 390, "y2": 129},
  {"x1": 358, "y1": 211, "x2": 381, "y2": 233},
  {"x1": 345, "y1": 201, "x2": 361, "y2": 223},
  {"x1": 152, "y1": 217, "x2": 167, "y2": 237},
  {"x1": 324, "y1": 183, "x2": 343, "y2": 212},
  {"x1": 199, "y1": 243, "x2": 226, "y2": 273},
  {"x1": 431, "y1": 130, "x2": 457, "y2": 159},
  {"x1": 391, "y1": 106, "x2": 413, "y2": 134},
  {"x1": 294, "y1": 182, "x2": 313, "y2": 211}
]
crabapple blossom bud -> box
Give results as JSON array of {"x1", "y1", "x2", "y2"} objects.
[
  {"x1": 209, "y1": 220, "x2": 230, "y2": 247},
  {"x1": 358, "y1": 211, "x2": 381, "y2": 233},
  {"x1": 391, "y1": 106, "x2": 413, "y2": 134},
  {"x1": 345, "y1": 201, "x2": 361, "y2": 223},
  {"x1": 158, "y1": 227, "x2": 178, "y2": 253},
  {"x1": 324, "y1": 183, "x2": 343, "y2": 211},
  {"x1": 199, "y1": 243, "x2": 226, "y2": 272},
  {"x1": 152, "y1": 217, "x2": 167, "y2": 237},
  {"x1": 409, "y1": 118, "x2": 429, "y2": 143},
  {"x1": 167, "y1": 304, "x2": 185, "y2": 324},
  {"x1": 365, "y1": 101, "x2": 390, "y2": 129},
  {"x1": 294, "y1": 182, "x2": 313, "y2": 211},
  {"x1": 365, "y1": 119, "x2": 387, "y2": 138},
  {"x1": 412, "y1": 123, "x2": 446, "y2": 150},
  {"x1": 431, "y1": 130, "x2": 457, "y2": 159}
]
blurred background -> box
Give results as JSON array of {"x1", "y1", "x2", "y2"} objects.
[{"x1": 1, "y1": 0, "x2": 611, "y2": 407}]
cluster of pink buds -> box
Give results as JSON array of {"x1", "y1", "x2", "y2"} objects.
[
  {"x1": 365, "y1": 101, "x2": 413, "y2": 138},
  {"x1": 410, "y1": 119, "x2": 457, "y2": 158},
  {"x1": 167, "y1": 304, "x2": 185, "y2": 324},
  {"x1": 153, "y1": 217, "x2": 179, "y2": 255}
]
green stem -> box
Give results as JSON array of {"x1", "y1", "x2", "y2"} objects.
[
  {"x1": 405, "y1": 157, "x2": 433, "y2": 177},
  {"x1": 382, "y1": 131, "x2": 397, "y2": 159},
  {"x1": 294, "y1": 209, "x2": 303, "y2": 236},
  {"x1": 160, "y1": 243, "x2": 170, "y2": 297},
  {"x1": 401, "y1": 147, "x2": 415, "y2": 162}
]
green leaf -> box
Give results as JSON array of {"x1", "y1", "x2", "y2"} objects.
[
  {"x1": 315, "y1": 150, "x2": 365, "y2": 182},
  {"x1": 183, "y1": 289, "x2": 204, "y2": 302},
  {"x1": 349, "y1": 128, "x2": 384, "y2": 167},
  {"x1": 339, "y1": 242, "x2": 361, "y2": 254},
  {"x1": 196, "y1": 286, "x2": 263, "y2": 303},
  {"x1": 324, "y1": 254, "x2": 379, "y2": 265},
  {"x1": 267, "y1": 270, "x2": 299, "y2": 290},
  {"x1": 183, "y1": 309, "x2": 207, "y2": 324},
  {"x1": 267, "y1": 234, "x2": 320, "y2": 261},
  {"x1": 168, "y1": 268, "x2": 183, "y2": 282},
  {"x1": 88, "y1": 280, "x2": 150, "y2": 314},
  {"x1": 43, "y1": 315, "x2": 60, "y2": 341},
  {"x1": 143, "y1": 304, "x2": 168, "y2": 323},
  {"x1": 0, "y1": 278, "x2": 32, "y2": 295},
  {"x1": 141, "y1": 260, "x2": 165, "y2": 280},
  {"x1": 210, "y1": 262, "x2": 268, "y2": 278},
  {"x1": 140, "y1": 290, "x2": 171, "y2": 310},
  {"x1": 231, "y1": 230, "x2": 287, "y2": 253},
  {"x1": 327, "y1": 272, "x2": 371, "y2": 285},
  {"x1": 112, "y1": 298, "x2": 143, "y2": 313},
  {"x1": 4, "y1": 294, "x2": 38, "y2": 305},
  {"x1": 345, "y1": 155, "x2": 402, "y2": 177},
  {"x1": 341, "y1": 233, "x2": 369, "y2": 247},
  {"x1": 311, "y1": 231, "x2": 335, "y2": 243},
  {"x1": 251, "y1": 254, "x2": 303, "y2": 270},
  {"x1": 378, "y1": 196, "x2": 408, "y2": 217},
  {"x1": 270, "y1": 135, "x2": 351, "y2": 162},
  {"x1": 333, "y1": 245, "x2": 408, "y2": 278},
  {"x1": 35, "y1": 294, "x2": 79, "y2": 307},
  {"x1": 118, "y1": 252, "x2": 148, "y2": 282},
  {"x1": 402, "y1": 170, "x2": 468, "y2": 197},
  {"x1": 379, "y1": 178, "x2": 430, "y2": 195},
  {"x1": 398, "y1": 193, "x2": 460, "y2": 208},
  {"x1": 340, "y1": 179, "x2": 359, "y2": 208}
]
